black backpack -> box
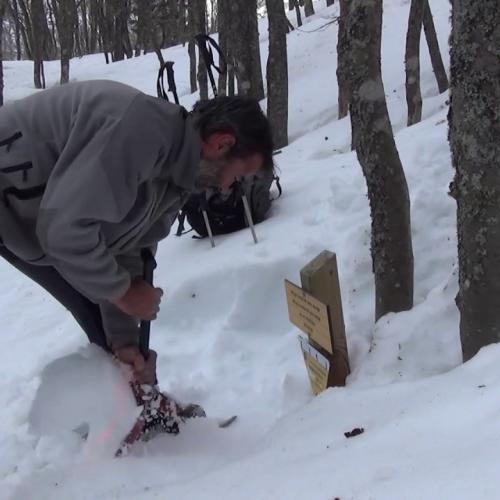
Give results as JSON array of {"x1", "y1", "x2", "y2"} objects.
[
  {"x1": 176, "y1": 170, "x2": 282, "y2": 238},
  {"x1": 157, "y1": 34, "x2": 283, "y2": 239}
]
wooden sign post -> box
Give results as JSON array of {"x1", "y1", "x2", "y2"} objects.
[{"x1": 285, "y1": 250, "x2": 350, "y2": 394}]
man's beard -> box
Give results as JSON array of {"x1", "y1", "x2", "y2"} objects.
[{"x1": 194, "y1": 157, "x2": 229, "y2": 191}]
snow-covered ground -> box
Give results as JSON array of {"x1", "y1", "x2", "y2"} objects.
[{"x1": 2, "y1": 1, "x2": 494, "y2": 499}]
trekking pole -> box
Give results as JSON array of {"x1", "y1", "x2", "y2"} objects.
[
  {"x1": 192, "y1": 33, "x2": 227, "y2": 249},
  {"x1": 139, "y1": 248, "x2": 157, "y2": 359},
  {"x1": 234, "y1": 180, "x2": 258, "y2": 244},
  {"x1": 242, "y1": 194, "x2": 258, "y2": 244},
  {"x1": 200, "y1": 193, "x2": 216, "y2": 248},
  {"x1": 202, "y1": 211, "x2": 216, "y2": 248}
]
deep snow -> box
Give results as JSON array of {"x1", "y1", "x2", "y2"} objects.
[{"x1": 2, "y1": 1, "x2": 493, "y2": 499}]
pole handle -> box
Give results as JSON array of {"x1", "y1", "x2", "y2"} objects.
[{"x1": 139, "y1": 248, "x2": 157, "y2": 359}]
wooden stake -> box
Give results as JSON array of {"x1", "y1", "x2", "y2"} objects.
[{"x1": 300, "y1": 250, "x2": 350, "y2": 387}]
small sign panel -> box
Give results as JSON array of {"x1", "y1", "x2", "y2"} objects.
[
  {"x1": 299, "y1": 336, "x2": 330, "y2": 395},
  {"x1": 285, "y1": 280, "x2": 333, "y2": 354}
]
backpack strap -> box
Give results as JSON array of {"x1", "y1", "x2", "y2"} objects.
[
  {"x1": 194, "y1": 34, "x2": 227, "y2": 98},
  {"x1": 175, "y1": 209, "x2": 197, "y2": 237},
  {"x1": 157, "y1": 61, "x2": 179, "y2": 104},
  {"x1": 166, "y1": 61, "x2": 179, "y2": 104},
  {"x1": 176, "y1": 210, "x2": 186, "y2": 236},
  {"x1": 157, "y1": 63, "x2": 169, "y2": 101},
  {"x1": 247, "y1": 174, "x2": 283, "y2": 216},
  {"x1": 272, "y1": 175, "x2": 283, "y2": 200}
]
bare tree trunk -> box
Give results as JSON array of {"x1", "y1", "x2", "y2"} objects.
[
  {"x1": 46, "y1": 0, "x2": 57, "y2": 56},
  {"x1": 51, "y1": 0, "x2": 77, "y2": 83},
  {"x1": 89, "y1": 0, "x2": 98, "y2": 53},
  {"x1": 166, "y1": 0, "x2": 181, "y2": 47},
  {"x1": 266, "y1": 0, "x2": 288, "y2": 149},
  {"x1": 336, "y1": 0, "x2": 349, "y2": 119},
  {"x1": 123, "y1": 32, "x2": 133, "y2": 58},
  {"x1": 209, "y1": 0, "x2": 216, "y2": 32},
  {"x1": 216, "y1": 0, "x2": 236, "y2": 96},
  {"x1": 43, "y1": 6, "x2": 56, "y2": 59},
  {"x1": 230, "y1": 0, "x2": 263, "y2": 99},
  {"x1": 31, "y1": 0, "x2": 45, "y2": 88},
  {"x1": 304, "y1": 0, "x2": 314, "y2": 17},
  {"x1": 229, "y1": 0, "x2": 251, "y2": 95},
  {"x1": 405, "y1": 0, "x2": 425, "y2": 126},
  {"x1": 348, "y1": 0, "x2": 414, "y2": 320},
  {"x1": 187, "y1": 0, "x2": 197, "y2": 93},
  {"x1": 0, "y1": 0, "x2": 5, "y2": 106},
  {"x1": 228, "y1": 59, "x2": 235, "y2": 96},
  {"x1": 192, "y1": 0, "x2": 208, "y2": 99},
  {"x1": 102, "y1": 38, "x2": 110, "y2": 63},
  {"x1": 74, "y1": 19, "x2": 82, "y2": 56},
  {"x1": 114, "y1": 1, "x2": 126, "y2": 60},
  {"x1": 132, "y1": 0, "x2": 147, "y2": 56},
  {"x1": 40, "y1": 57, "x2": 45, "y2": 88},
  {"x1": 188, "y1": 40, "x2": 197, "y2": 93},
  {"x1": 10, "y1": 0, "x2": 22, "y2": 59},
  {"x1": 97, "y1": 0, "x2": 112, "y2": 64},
  {"x1": 449, "y1": 0, "x2": 500, "y2": 362},
  {"x1": 423, "y1": 0, "x2": 448, "y2": 93},
  {"x1": 181, "y1": 0, "x2": 189, "y2": 46},
  {"x1": 80, "y1": 0, "x2": 90, "y2": 54},
  {"x1": 149, "y1": 10, "x2": 166, "y2": 66},
  {"x1": 278, "y1": 1, "x2": 293, "y2": 33},
  {"x1": 109, "y1": 0, "x2": 131, "y2": 61},
  {"x1": 17, "y1": 0, "x2": 33, "y2": 59},
  {"x1": 217, "y1": 0, "x2": 228, "y2": 95},
  {"x1": 248, "y1": 0, "x2": 265, "y2": 100}
]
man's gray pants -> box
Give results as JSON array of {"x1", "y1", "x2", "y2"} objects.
[{"x1": 0, "y1": 243, "x2": 110, "y2": 351}]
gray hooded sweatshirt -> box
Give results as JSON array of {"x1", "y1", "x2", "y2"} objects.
[{"x1": 0, "y1": 80, "x2": 201, "y2": 347}]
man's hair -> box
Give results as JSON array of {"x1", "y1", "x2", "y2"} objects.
[{"x1": 192, "y1": 96, "x2": 274, "y2": 171}]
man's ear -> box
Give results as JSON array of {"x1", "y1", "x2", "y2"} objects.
[
  {"x1": 218, "y1": 133, "x2": 235, "y2": 152},
  {"x1": 210, "y1": 132, "x2": 235, "y2": 153},
  {"x1": 202, "y1": 132, "x2": 236, "y2": 159}
]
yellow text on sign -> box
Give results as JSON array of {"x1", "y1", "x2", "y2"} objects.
[{"x1": 285, "y1": 280, "x2": 333, "y2": 354}]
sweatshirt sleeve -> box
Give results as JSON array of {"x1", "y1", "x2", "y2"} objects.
[
  {"x1": 36, "y1": 96, "x2": 169, "y2": 302},
  {"x1": 99, "y1": 247, "x2": 157, "y2": 349}
]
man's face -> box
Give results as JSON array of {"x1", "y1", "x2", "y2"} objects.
[{"x1": 196, "y1": 147, "x2": 263, "y2": 192}]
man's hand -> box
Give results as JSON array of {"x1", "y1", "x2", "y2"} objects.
[
  {"x1": 112, "y1": 277, "x2": 163, "y2": 320},
  {"x1": 114, "y1": 345, "x2": 157, "y2": 385}
]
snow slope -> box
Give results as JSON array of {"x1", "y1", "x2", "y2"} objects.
[{"x1": 2, "y1": 1, "x2": 492, "y2": 499}]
